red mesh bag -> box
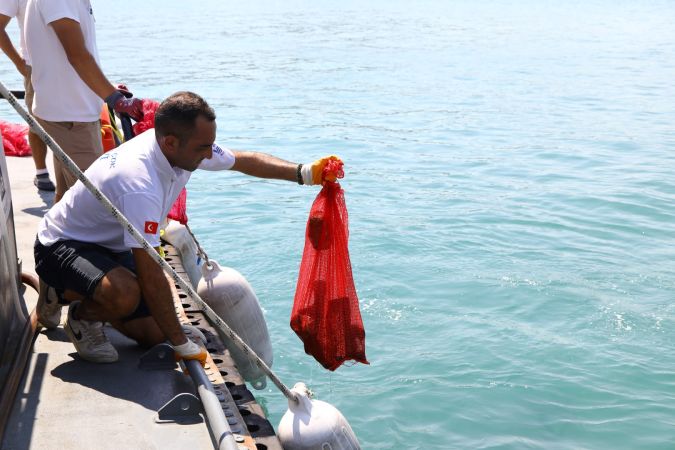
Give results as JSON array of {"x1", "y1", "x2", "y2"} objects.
[
  {"x1": 168, "y1": 187, "x2": 188, "y2": 225},
  {"x1": 291, "y1": 161, "x2": 368, "y2": 370},
  {"x1": 132, "y1": 99, "x2": 160, "y2": 136},
  {"x1": 0, "y1": 121, "x2": 30, "y2": 156}
]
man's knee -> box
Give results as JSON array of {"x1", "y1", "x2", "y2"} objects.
[
  {"x1": 110, "y1": 291, "x2": 141, "y2": 318},
  {"x1": 96, "y1": 269, "x2": 142, "y2": 317},
  {"x1": 109, "y1": 284, "x2": 141, "y2": 318}
]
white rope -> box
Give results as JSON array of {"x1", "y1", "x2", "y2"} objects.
[
  {"x1": 0, "y1": 82, "x2": 297, "y2": 403},
  {"x1": 185, "y1": 223, "x2": 212, "y2": 268}
]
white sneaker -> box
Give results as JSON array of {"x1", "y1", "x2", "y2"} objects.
[
  {"x1": 37, "y1": 279, "x2": 63, "y2": 329},
  {"x1": 64, "y1": 302, "x2": 118, "y2": 363}
]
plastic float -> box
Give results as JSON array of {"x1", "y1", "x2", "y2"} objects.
[
  {"x1": 197, "y1": 260, "x2": 273, "y2": 389},
  {"x1": 278, "y1": 383, "x2": 360, "y2": 450},
  {"x1": 162, "y1": 219, "x2": 203, "y2": 287},
  {"x1": 162, "y1": 220, "x2": 274, "y2": 389}
]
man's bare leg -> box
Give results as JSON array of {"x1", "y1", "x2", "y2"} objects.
[
  {"x1": 64, "y1": 266, "x2": 142, "y2": 363},
  {"x1": 112, "y1": 316, "x2": 165, "y2": 348}
]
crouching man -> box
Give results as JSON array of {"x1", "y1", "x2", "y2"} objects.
[{"x1": 34, "y1": 91, "x2": 341, "y2": 363}]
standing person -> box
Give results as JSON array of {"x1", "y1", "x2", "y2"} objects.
[
  {"x1": 0, "y1": 0, "x2": 55, "y2": 191},
  {"x1": 24, "y1": 0, "x2": 143, "y2": 203},
  {"x1": 34, "y1": 91, "x2": 342, "y2": 363}
]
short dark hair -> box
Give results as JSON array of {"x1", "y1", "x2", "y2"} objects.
[{"x1": 154, "y1": 91, "x2": 216, "y2": 143}]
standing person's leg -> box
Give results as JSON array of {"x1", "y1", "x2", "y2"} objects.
[
  {"x1": 23, "y1": 66, "x2": 54, "y2": 191},
  {"x1": 36, "y1": 119, "x2": 103, "y2": 203},
  {"x1": 60, "y1": 120, "x2": 103, "y2": 189}
]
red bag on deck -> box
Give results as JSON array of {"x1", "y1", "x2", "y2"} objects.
[
  {"x1": 0, "y1": 121, "x2": 30, "y2": 156},
  {"x1": 291, "y1": 162, "x2": 369, "y2": 370}
]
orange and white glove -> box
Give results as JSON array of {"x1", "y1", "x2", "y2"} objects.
[
  {"x1": 299, "y1": 155, "x2": 344, "y2": 185},
  {"x1": 173, "y1": 339, "x2": 207, "y2": 366}
]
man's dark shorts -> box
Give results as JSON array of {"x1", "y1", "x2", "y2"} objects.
[{"x1": 34, "y1": 238, "x2": 150, "y2": 321}]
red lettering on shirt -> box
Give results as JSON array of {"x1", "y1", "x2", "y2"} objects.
[{"x1": 144, "y1": 221, "x2": 159, "y2": 234}]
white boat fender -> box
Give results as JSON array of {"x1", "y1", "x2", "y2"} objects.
[
  {"x1": 278, "y1": 382, "x2": 361, "y2": 450},
  {"x1": 162, "y1": 220, "x2": 203, "y2": 288},
  {"x1": 197, "y1": 260, "x2": 273, "y2": 390}
]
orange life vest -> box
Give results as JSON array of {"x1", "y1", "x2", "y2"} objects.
[{"x1": 100, "y1": 105, "x2": 117, "y2": 152}]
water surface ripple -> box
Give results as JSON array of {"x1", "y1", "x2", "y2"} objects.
[{"x1": 1, "y1": 1, "x2": 674, "y2": 448}]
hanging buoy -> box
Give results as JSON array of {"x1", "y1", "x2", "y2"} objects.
[
  {"x1": 162, "y1": 220, "x2": 203, "y2": 287},
  {"x1": 278, "y1": 382, "x2": 361, "y2": 450},
  {"x1": 197, "y1": 260, "x2": 273, "y2": 389}
]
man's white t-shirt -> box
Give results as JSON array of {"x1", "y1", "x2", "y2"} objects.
[
  {"x1": 0, "y1": 0, "x2": 30, "y2": 64},
  {"x1": 24, "y1": 0, "x2": 102, "y2": 121},
  {"x1": 37, "y1": 130, "x2": 236, "y2": 252}
]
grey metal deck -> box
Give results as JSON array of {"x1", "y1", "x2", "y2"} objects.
[
  {"x1": 4, "y1": 327, "x2": 216, "y2": 450},
  {"x1": 1, "y1": 154, "x2": 280, "y2": 450}
]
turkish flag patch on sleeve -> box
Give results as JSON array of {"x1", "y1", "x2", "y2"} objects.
[{"x1": 144, "y1": 221, "x2": 159, "y2": 234}]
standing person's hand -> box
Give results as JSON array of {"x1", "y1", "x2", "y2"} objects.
[
  {"x1": 115, "y1": 83, "x2": 133, "y2": 98},
  {"x1": 105, "y1": 89, "x2": 144, "y2": 121}
]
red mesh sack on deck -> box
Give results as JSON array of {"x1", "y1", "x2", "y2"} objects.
[
  {"x1": 0, "y1": 121, "x2": 30, "y2": 156},
  {"x1": 291, "y1": 161, "x2": 369, "y2": 370}
]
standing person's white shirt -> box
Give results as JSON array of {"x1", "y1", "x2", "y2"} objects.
[
  {"x1": 24, "y1": 0, "x2": 144, "y2": 201},
  {"x1": 0, "y1": 0, "x2": 29, "y2": 64},
  {"x1": 25, "y1": 0, "x2": 101, "y2": 121},
  {"x1": 0, "y1": 0, "x2": 57, "y2": 191}
]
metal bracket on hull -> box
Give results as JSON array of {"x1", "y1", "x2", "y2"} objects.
[
  {"x1": 139, "y1": 343, "x2": 177, "y2": 370},
  {"x1": 155, "y1": 392, "x2": 203, "y2": 424},
  {"x1": 141, "y1": 344, "x2": 204, "y2": 424}
]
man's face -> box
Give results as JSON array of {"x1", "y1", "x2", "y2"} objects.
[{"x1": 172, "y1": 116, "x2": 216, "y2": 171}]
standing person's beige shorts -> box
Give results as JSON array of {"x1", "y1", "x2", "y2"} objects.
[{"x1": 35, "y1": 118, "x2": 103, "y2": 198}]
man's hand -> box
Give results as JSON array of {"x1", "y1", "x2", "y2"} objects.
[
  {"x1": 105, "y1": 90, "x2": 143, "y2": 121},
  {"x1": 15, "y1": 59, "x2": 28, "y2": 77},
  {"x1": 115, "y1": 83, "x2": 133, "y2": 98},
  {"x1": 301, "y1": 155, "x2": 344, "y2": 185},
  {"x1": 173, "y1": 339, "x2": 208, "y2": 366}
]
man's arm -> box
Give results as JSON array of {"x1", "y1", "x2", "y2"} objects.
[
  {"x1": 49, "y1": 17, "x2": 116, "y2": 99},
  {"x1": 131, "y1": 246, "x2": 187, "y2": 346},
  {"x1": 0, "y1": 14, "x2": 27, "y2": 76},
  {"x1": 231, "y1": 151, "x2": 297, "y2": 181},
  {"x1": 230, "y1": 151, "x2": 343, "y2": 185}
]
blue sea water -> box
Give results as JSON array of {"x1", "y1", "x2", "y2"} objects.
[{"x1": 2, "y1": 1, "x2": 675, "y2": 448}]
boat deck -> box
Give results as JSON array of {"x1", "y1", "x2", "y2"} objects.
[{"x1": 1, "y1": 155, "x2": 280, "y2": 450}]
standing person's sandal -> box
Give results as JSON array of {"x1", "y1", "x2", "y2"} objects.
[
  {"x1": 34, "y1": 173, "x2": 55, "y2": 191},
  {"x1": 64, "y1": 301, "x2": 118, "y2": 363},
  {"x1": 37, "y1": 279, "x2": 64, "y2": 329}
]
